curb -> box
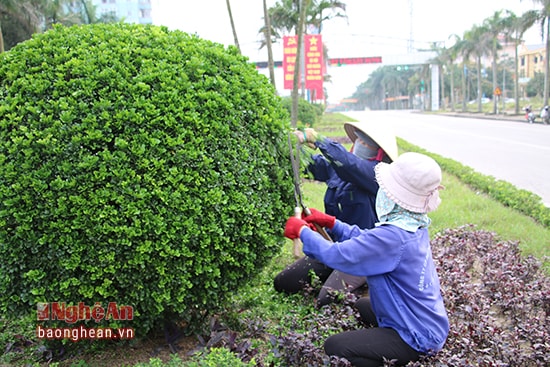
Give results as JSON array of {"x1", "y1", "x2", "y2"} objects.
[{"x1": 435, "y1": 112, "x2": 550, "y2": 124}]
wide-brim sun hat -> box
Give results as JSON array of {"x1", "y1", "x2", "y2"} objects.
[
  {"x1": 374, "y1": 152, "x2": 443, "y2": 213},
  {"x1": 344, "y1": 121, "x2": 398, "y2": 162}
]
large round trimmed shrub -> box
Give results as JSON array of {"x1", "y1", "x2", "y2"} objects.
[{"x1": 0, "y1": 23, "x2": 294, "y2": 334}]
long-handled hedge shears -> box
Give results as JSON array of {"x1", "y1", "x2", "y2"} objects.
[{"x1": 287, "y1": 132, "x2": 331, "y2": 258}]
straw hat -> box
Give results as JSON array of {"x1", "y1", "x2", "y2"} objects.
[
  {"x1": 374, "y1": 152, "x2": 443, "y2": 213},
  {"x1": 344, "y1": 121, "x2": 398, "y2": 162}
]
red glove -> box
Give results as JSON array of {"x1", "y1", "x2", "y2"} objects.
[
  {"x1": 302, "y1": 208, "x2": 336, "y2": 229},
  {"x1": 284, "y1": 216, "x2": 308, "y2": 240}
]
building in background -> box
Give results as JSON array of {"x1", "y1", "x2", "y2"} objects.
[
  {"x1": 518, "y1": 43, "x2": 546, "y2": 79},
  {"x1": 92, "y1": 0, "x2": 152, "y2": 24},
  {"x1": 517, "y1": 43, "x2": 545, "y2": 98}
]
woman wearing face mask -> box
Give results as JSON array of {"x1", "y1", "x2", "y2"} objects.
[
  {"x1": 284, "y1": 152, "x2": 449, "y2": 367},
  {"x1": 274, "y1": 122, "x2": 398, "y2": 306}
]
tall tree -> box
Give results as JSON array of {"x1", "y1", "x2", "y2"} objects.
[
  {"x1": 463, "y1": 24, "x2": 492, "y2": 113},
  {"x1": 291, "y1": 0, "x2": 310, "y2": 127},
  {"x1": 262, "y1": 0, "x2": 347, "y2": 104},
  {"x1": 0, "y1": 0, "x2": 42, "y2": 52},
  {"x1": 0, "y1": 0, "x2": 114, "y2": 52},
  {"x1": 225, "y1": 0, "x2": 241, "y2": 53},
  {"x1": 42, "y1": 0, "x2": 83, "y2": 28},
  {"x1": 448, "y1": 34, "x2": 471, "y2": 112},
  {"x1": 483, "y1": 10, "x2": 511, "y2": 114},
  {"x1": 529, "y1": 0, "x2": 550, "y2": 106},
  {"x1": 446, "y1": 34, "x2": 463, "y2": 112},
  {"x1": 263, "y1": 0, "x2": 276, "y2": 87},
  {"x1": 506, "y1": 9, "x2": 538, "y2": 114},
  {"x1": 428, "y1": 42, "x2": 452, "y2": 111}
]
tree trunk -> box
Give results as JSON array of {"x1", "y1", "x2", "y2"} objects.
[
  {"x1": 0, "y1": 22, "x2": 4, "y2": 53},
  {"x1": 450, "y1": 61, "x2": 455, "y2": 112},
  {"x1": 462, "y1": 63, "x2": 467, "y2": 112},
  {"x1": 492, "y1": 45, "x2": 498, "y2": 114},
  {"x1": 263, "y1": 0, "x2": 276, "y2": 88},
  {"x1": 545, "y1": 16, "x2": 550, "y2": 107},
  {"x1": 441, "y1": 65, "x2": 446, "y2": 111},
  {"x1": 514, "y1": 38, "x2": 520, "y2": 115},
  {"x1": 477, "y1": 56, "x2": 482, "y2": 113},
  {"x1": 291, "y1": 0, "x2": 309, "y2": 127},
  {"x1": 226, "y1": 0, "x2": 241, "y2": 53}
]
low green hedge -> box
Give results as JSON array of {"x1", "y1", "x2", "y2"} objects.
[{"x1": 398, "y1": 138, "x2": 550, "y2": 228}]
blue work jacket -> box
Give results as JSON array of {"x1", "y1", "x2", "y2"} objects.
[
  {"x1": 307, "y1": 139, "x2": 380, "y2": 229},
  {"x1": 301, "y1": 221, "x2": 450, "y2": 354}
]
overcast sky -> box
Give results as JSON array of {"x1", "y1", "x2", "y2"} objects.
[{"x1": 151, "y1": 0, "x2": 542, "y2": 103}]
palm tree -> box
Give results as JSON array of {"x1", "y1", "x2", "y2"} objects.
[
  {"x1": 428, "y1": 42, "x2": 452, "y2": 111},
  {"x1": 483, "y1": 10, "x2": 512, "y2": 114},
  {"x1": 448, "y1": 34, "x2": 471, "y2": 112},
  {"x1": 263, "y1": 0, "x2": 276, "y2": 87},
  {"x1": 42, "y1": 0, "x2": 84, "y2": 29},
  {"x1": 529, "y1": 0, "x2": 550, "y2": 106},
  {"x1": 463, "y1": 24, "x2": 492, "y2": 113},
  {"x1": 0, "y1": 0, "x2": 112, "y2": 52},
  {"x1": 225, "y1": 0, "x2": 241, "y2": 53},
  {"x1": 446, "y1": 35, "x2": 463, "y2": 112},
  {"x1": 505, "y1": 10, "x2": 538, "y2": 114},
  {"x1": 308, "y1": 0, "x2": 346, "y2": 32},
  {"x1": 0, "y1": 0, "x2": 42, "y2": 52},
  {"x1": 262, "y1": 0, "x2": 347, "y2": 106},
  {"x1": 358, "y1": 68, "x2": 386, "y2": 110},
  {"x1": 291, "y1": 0, "x2": 310, "y2": 127}
]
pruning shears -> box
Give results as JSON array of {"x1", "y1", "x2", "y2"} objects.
[{"x1": 287, "y1": 132, "x2": 331, "y2": 258}]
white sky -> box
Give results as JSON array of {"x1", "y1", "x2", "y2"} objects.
[{"x1": 151, "y1": 0, "x2": 542, "y2": 103}]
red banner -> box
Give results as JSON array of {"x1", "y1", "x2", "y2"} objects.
[
  {"x1": 283, "y1": 36, "x2": 297, "y2": 90},
  {"x1": 304, "y1": 35, "x2": 323, "y2": 90},
  {"x1": 283, "y1": 34, "x2": 324, "y2": 100}
]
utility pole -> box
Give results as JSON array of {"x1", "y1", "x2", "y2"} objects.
[{"x1": 407, "y1": 0, "x2": 414, "y2": 53}]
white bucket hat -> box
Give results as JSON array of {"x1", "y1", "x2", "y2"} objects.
[
  {"x1": 374, "y1": 152, "x2": 443, "y2": 213},
  {"x1": 344, "y1": 121, "x2": 398, "y2": 162}
]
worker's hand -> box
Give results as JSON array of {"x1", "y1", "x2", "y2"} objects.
[
  {"x1": 303, "y1": 128, "x2": 318, "y2": 144},
  {"x1": 284, "y1": 216, "x2": 308, "y2": 240},
  {"x1": 303, "y1": 208, "x2": 336, "y2": 229},
  {"x1": 292, "y1": 128, "x2": 318, "y2": 148},
  {"x1": 293, "y1": 130, "x2": 306, "y2": 144}
]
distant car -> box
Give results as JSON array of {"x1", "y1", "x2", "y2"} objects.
[{"x1": 468, "y1": 98, "x2": 491, "y2": 104}]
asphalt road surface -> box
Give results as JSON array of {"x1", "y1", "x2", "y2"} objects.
[{"x1": 345, "y1": 110, "x2": 550, "y2": 207}]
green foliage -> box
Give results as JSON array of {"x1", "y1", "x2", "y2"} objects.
[
  {"x1": 183, "y1": 348, "x2": 256, "y2": 367},
  {"x1": 398, "y1": 138, "x2": 550, "y2": 228},
  {"x1": 280, "y1": 97, "x2": 322, "y2": 127},
  {"x1": 133, "y1": 355, "x2": 185, "y2": 367},
  {"x1": 0, "y1": 23, "x2": 294, "y2": 335},
  {"x1": 526, "y1": 72, "x2": 545, "y2": 98},
  {"x1": 0, "y1": 314, "x2": 40, "y2": 366},
  {"x1": 134, "y1": 348, "x2": 255, "y2": 367},
  {"x1": 132, "y1": 349, "x2": 255, "y2": 367}
]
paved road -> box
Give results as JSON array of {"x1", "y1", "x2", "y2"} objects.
[{"x1": 344, "y1": 110, "x2": 550, "y2": 207}]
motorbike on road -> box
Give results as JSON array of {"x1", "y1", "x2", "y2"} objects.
[
  {"x1": 525, "y1": 106, "x2": 536, "y2": 124},
  {"x1": 540, "y1": 106, "x2": 549, "y2": 125}
]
